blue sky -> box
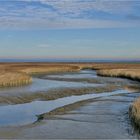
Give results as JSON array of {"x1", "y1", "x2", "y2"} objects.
[{"x1": 0, "y1": 0, "x2": 140, "y2": 60}]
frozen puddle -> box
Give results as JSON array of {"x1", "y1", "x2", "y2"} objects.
[{"x1": 0, "y1": 89, "x2": 131, "y2": 126}]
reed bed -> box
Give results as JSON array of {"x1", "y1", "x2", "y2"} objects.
[
  {"x1": 0, "y1": 72, "x2": 32, "y2": 88},
  {"x1": 19, "y1": 65, "x2": 80, "y2": 75},
  {"x1": 129, "y1": 98, "x2": 140, "y2": 130},
  {"x1": 71, "y1": 63, "x2": 140, "y2": 70},
  {"x1": 0, "y1": 64, "x2": 80, "y2": 88},
  {"x1": 97, "y1": 69, "x2": 140, "y2": 81},
  {"x1": 91, "y1": 63, "x2": 140, "y2": 70},
  {"x1": 1, "y1": 62, "x2": 140, "y2": 72}
]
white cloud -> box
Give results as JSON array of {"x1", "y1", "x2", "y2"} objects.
[
  {"x1": 25, "y1": 0, "x2": 135, "y2": 14},
  {"x1": 0, "y1": 0, "x2": 139, "y2": 29}
]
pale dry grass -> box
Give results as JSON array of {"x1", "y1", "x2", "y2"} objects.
[
  {"x1": 97, "y1": 69, "x2": 140, "y2": 81},
  {"x1": 0, "y1": 72, "x2": 32, "y2": 87},
  {"x1": 20, "y1": 65, "x2": 80, "y2": 74},
  {"x1": 0, "y1": 63, "x2": 80, "y2": 87},
  {"x1": 129, "y1": 98, "x2": 140, "y2": 129},
  {"x1": 91, "y1": 63, "x2": 140, "y2": 70},
  {"x1": 72, "y1": 63, "x2": 140, "y2": 70},
  {"x1": 1, "y1": 62, "x2": 140, "y2": 72}
]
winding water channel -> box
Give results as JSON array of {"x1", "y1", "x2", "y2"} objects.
[{"x1": 0, "y1": 70, "x2": 139, "y2": 139}]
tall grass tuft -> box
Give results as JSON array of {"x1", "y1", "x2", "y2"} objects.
[
  {"x1": 0, "y1": 72, "x2": 32, "y2": 88},
  {"x1": 97, "y1": 69, "x2": 140, "y2": 81},
  {"x1": 129, "y1": 98, "x2": 140, "y2": 131}
]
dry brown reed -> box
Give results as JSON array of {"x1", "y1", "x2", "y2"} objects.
[
  {"x1": 0, "y1": 63, "x2": 80, "y2": 88},
  {"x1": 0, "y1": 72, "x2": 32, "y2": 88},
  {"x1": 20, "y1": 65, "x2": 80, "y2": 74},
  {"x1": 129, "y1": 98, "x2": 140, "y2": 129},
  {"x1": 97, "y1": 69, "x2": 140, "y2": 81}
]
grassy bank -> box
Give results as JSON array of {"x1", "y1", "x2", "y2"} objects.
[
  {"x1": 0, "y1": 64, "x2": 80, "y2": 88},
  {"x1": 97, "y1": 69, "x2": 140, "y2": 81},
  {"x1": 0, "y1": 72, "x2": 32, "y2": 87},
  {"x1": 74, "y1": 63, "x2": 140, "y2": 70},
  {"x1": 21, "y1": 66, "x2": 80, "y2": 75},
  {"x1": 129, "y1": 98, "x2": 140, "y2": 131},
  {"x1": 4, "y1": 63, "x2": 80, "y2": 74}
]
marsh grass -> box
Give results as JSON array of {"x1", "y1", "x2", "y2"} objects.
[
  {"x1": 97, "y1": 69, "x2": 140, "y2": 81},
  {"x1": 11, "y1": 65, "x2": 80, "y2": 74},
  {"x1": 129, "y1": 98, "x2": 140, "y2": 132},
  {"x1": 0, "y1": 62, "x2": 140, "y2": 88},
  {"x1": 0, "y1": 64, "x2": 80, "y2": 88},
  {"x1": 0, "y1": 72, "x2": 32, "y2": 88},
  {"x1": 22, "y1": 67, "x2": 80, "y2": 74},
  {"x1": 72, "y1": 63, "x2": 140, "y2": 70}
]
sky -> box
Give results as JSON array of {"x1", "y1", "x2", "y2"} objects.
[{"x1": 0, "y1": 0, "x2": 140, "y2": 60}]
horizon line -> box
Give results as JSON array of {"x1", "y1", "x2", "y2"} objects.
[{"x1": 0, "y1": 58, "x2": 139, "y2": 63}]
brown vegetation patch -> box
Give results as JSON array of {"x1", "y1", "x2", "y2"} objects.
[
  {"x1": 124, "y1": 85, "x2": 140, "y2": 92},
  {"x1": 0, "y1": 63, "x2": 80, "y2": 88},
  {"x1": 73, "y1": 63, "x2": 140, "y2": 70},
  {"x1": 19, "y1": 65, "x2": 80, "y2": 75},
  {"x1": 129, "y1": 98, "x2": 140, "y2": 131},
  {"x1": 0, "y1": 72, "x2": 32, "y2": 88},
  {"x1": 97, "y1": 69, "x2": 140, "y2": 81}
]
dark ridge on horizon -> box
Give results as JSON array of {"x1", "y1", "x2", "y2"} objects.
[{"x1": 0, "y1": 58, "x2": 139, "y2": 63}]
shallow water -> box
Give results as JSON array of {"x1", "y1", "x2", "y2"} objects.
[
  {"x1": 44, "y1": 70, "x2": 133, "y2": 86},
  {"x1": 37, "y1": 94, "x2": 137, "y2": 139},
  {"x1": 46, "y1": 70, "x2": 98, "y2": 79},
  {"x1": 0, "y1": 77, "x2": 102, "y2": 96},
  {"x1": 0, "y1": 89, "x2": 130, "y2": 126}
]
